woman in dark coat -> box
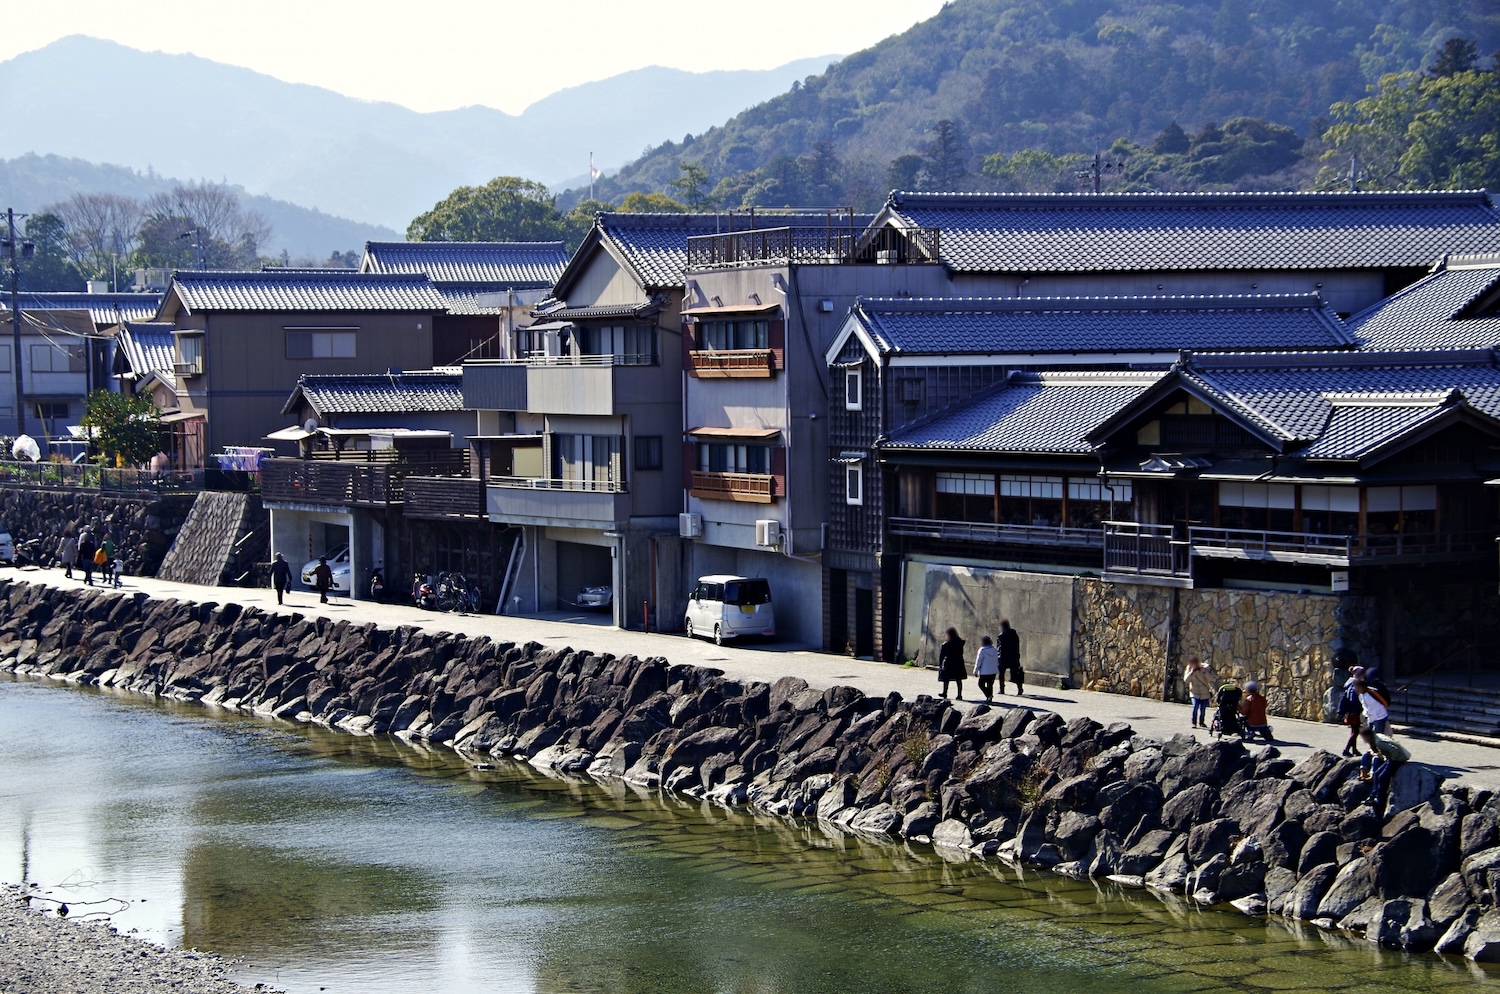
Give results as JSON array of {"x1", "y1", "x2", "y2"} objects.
[{"x1": 937, "y1": 627, "x2": 967, "y2": 701}]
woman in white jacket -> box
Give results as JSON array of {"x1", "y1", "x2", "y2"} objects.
[{"x1": 974, "y1": 635, "x2": 1000, "y2": 703}]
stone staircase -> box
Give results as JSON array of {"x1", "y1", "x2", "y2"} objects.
[
  {"x1": 155, "y1": 492, "x2": 269, "y2": 587},
  {"x1": 1392, "y1": 679, "x2": 1500, "y2": 743}
]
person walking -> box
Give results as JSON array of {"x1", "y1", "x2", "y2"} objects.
[
  {"x1": 1185, "y1": 656, "x2": 1216, "y2": 729},
  {"x1": 269, "y1": 553, "x2": 292, "y2": 605},
  {"x1": 1356, "y1": 677, "x2": 1391, "y2": 734},
  {"x1": 937, "y1": 627, "x2": 968, "y2": 701},
  {"x1": 56, "y1": 533, "x2": 78, "y2": 580},
  {"x1": 998, "y1": 618, "x2": 1023, "y2": 696},
  {"x1": 76, "y1": 531, "x2": 97, "y2": 586},
  {"x1": 1337, "y1": 678, "x2": 1365, "y2": 756},
  {"x1": 974, "y1": 635, "x2": 999, "y2": 703},
  {"x1": 312, "y1": 556, "x2": 333, "y2": 605}
]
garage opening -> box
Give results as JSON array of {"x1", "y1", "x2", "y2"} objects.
[{"x1": 556, "y1": 541, "x2": 611, "y2": 610}]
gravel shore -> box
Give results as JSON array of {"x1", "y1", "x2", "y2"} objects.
[{"x1": 0, "y1": 884, "x2": 274, "y2": 994}]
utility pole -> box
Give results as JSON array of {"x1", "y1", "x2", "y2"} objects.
[
  {"x1": 6, "y1": 208, "x2": 26, "y2": 438},
  {"x1": 1075, "y1": 142, "x2": 1125, "y2": 194}
]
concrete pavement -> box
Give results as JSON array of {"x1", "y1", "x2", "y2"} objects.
[{"x1": 8, "y1": 564, "x2": 1498, "y2": 790}]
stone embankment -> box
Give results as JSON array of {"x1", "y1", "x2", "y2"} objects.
[
  {"x1": 6, "y1": 579, "x2": 1500, "y2": 963},
  {"x1": 0, "y1": 489, "x2": 194, "y2": 576}
]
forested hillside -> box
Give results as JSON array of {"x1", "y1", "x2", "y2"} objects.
[{"x1": 575, "y1": 0, "x2": 1500, "y2": 209}]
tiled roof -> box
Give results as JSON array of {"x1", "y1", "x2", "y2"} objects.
[
  {"x1": 886, "y1": 371, "x2": 1159, "y2": 454},
  {"x1": 1296, "y1": 394, "x2": 1460, "y2": 461},
  {"x1": 283, "y1": 370, "x2": 465, "y2": 417},
  {"x1": 361, "y1": 241, "x2": 568, "y2": 287},
  {"x1": 854, "y1": 294, "x2": 1352, "y2": 356},
  {"x1": 434, "y1": 286, "x2": 524, "y2": 316},
  {"x1": 16, "y1": 292, "x2": 162, "y2": 325},
  {"x1": 1349, "y1": 254, "x2": 1500, "y2": 351},
  {"x1": 593, "y1": 213, "x2": 723, "y2": 289},
  {"x1": 880, "y1": 191, "x2": 1500, "y2": 274},
  {"x1": 167, "y1": 271, "x2": 447, "y2": 313},
  {"x1": 116, "y1": 321, "x2": 177, "y2": 379}
]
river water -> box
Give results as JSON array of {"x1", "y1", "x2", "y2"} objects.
[{"x1": 0, "y1": 676, "x2": 1492, "y2": 994}]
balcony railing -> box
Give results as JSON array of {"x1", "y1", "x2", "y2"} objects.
[
  {"x1": 688, "y1": 349, "x2": 775, "y2": 378},
  {"x1": 262, "y1": 453, "x2": 470, "y2": 507},
  {"x1": 488, "y1": 475, "x2": 627, "y2": 494},
  {"x1": 685, "y1": 225, "x2": 943, "y2": 269},
  {"x1": 0, "y1": 461, "x2": 200, "y2": 494},
  {"x1": 1104, "y1": 521, "x2": 1191, "y2": 579},
  {"x1": 889, "y1": 516, "x2": 1105, "y2": 548},
  {"x1": 1189, "y1": 526, "x2": 1493, "y2": 564},
  {"x1": 482, "y1": 352, "x2": 657, "y2": 367},
  {"x1": 402, "y1": 476, "x2": 487, "y2": 518},
  {"x1": 690, "y1": 470, "x2": 776, "y2": 503}
]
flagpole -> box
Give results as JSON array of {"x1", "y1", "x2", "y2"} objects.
[{"x1": 590, "y1": 151, "x2": 595, "y2": 203}]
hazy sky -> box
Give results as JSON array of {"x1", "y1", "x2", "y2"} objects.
[{"x1": 3, "y1": 0, "x2": 951, "y2": 114}]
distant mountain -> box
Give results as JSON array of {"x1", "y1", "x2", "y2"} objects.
[
  {"x1": 0, "y1": 154, "x2": 401, "y2": 261},
  {"x1": 0, "y1": 37, "x2": 836, "y2": 229},
  {"x1": 586, "y1": 0, "x2": 1500, "y2": 208}
]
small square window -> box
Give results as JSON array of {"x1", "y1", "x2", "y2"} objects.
[
  {"x1": 845, "y1": 464, "x2": 863, "y2": 505},
  {"x1": 844, "y1": 368, "x2": 862, "y2": 411},
  {"x1": 633, "y1": 435, "x2": 663, "y2": 471}
]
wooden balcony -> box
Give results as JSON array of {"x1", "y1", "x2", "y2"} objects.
[
  {"x1": 402, "y1": 476, "x2": 487, "y2": 519},
  {"x1": 262, "y1": 452, "x2": 468, "y2": 508},
  {"x1": 690, "y1": 470, "x2": 776, "y2": 503},
  {"x1": 889, "y1": 516, "x2": 1105, "y2": 548},
  {"x1": 688, "y1": 349, "x2": 775, "y2": 378},
  {"x1": 1189, "y1": 526, "x2": 1493, "y2": 566},
  {"x1": 1103, "y1": 522, "x2": 1192, "y2": 585}
]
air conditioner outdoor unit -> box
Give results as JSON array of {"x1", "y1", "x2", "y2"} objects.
[
  {"x1": 755, "y1": 518, "x2": 782, "y2": 548},
  {"x1": 678, "y1": 512, "x2": 703, "y2": 539}
]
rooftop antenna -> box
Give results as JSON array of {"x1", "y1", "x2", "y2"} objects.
[{"x1": 1346, "y1": 156, "x2": 1367, "y2": 192}]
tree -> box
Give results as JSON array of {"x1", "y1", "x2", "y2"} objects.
[
  {"x1": 1318, "y1": 48, "x2": 1500, "y2": 192},
  {"x1": 80, "y1": 390, "x2": 162, "y2": 467},
  {"x1": 669, "y1": 163, "x2": 715, "y2": 211},
  {"x1": 1152, "y1": 121, "x2": 1191, "y2": 155},
  {"x1": 407, "y1": 176, "x2": 564, "y2": 242},
  {"x1": 51, "y1": 193, "x2": 141, "y2": 281},
  {"x1": 1428, "y1": 37, "x2": 1480, "y2": 77},
  {"x1": 617, "y1": 192, "x2": 687, "y2": 213},
  {"x1": 20, "y1": 213, "x2": 83, "y2": 291},
  {"x1": 886, "y1": 154, "x2": 925, "y2": 192},
  {"x1": 923, "y1": 119, "x2": 969, "y2": 189},
  {"x1": 134, "y1": 184, "x2": 270, "y2": 269}
]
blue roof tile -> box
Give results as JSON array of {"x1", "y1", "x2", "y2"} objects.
[
  {"x1": 116, "y1": 321, "x2": 177, "y2": 380},
  {"x1": 361, "y1": 241, "x2": 568, "y2": 287},
  {"x1": 1349, "y1": 254, "x2": 1500, "y2": 351},
  {"x1": 855, "y1": 294, "x2": 1352, "y2": 356},
  {"x1": 881, "y1": 191, "x2": 1500, "y2": 274},
  {"x1": 166, "y1": 270, "x2": 447, "y2": 313},
  {"x1": 284, "y1": 370, "x2": 465, "y2": 416},
  {"x1": 17, "y1": 292, "x2": 162, "y2": 326},
  {"x1": 886, "y1": 371, "x2": 1159, "y2": 454}
]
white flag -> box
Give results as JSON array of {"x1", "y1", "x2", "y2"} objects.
[{"x1": 589, "y1": 154, "x2": 601, "y2": 181}]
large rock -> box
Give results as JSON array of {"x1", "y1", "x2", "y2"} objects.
[
  {"x1": 1262, "y1": 820, "x2": 1309, "y2": 871},
  {"x1": 932, "y1": 819, "x2": 974, "y2": 850},
  {"x1": 1264, "y1": 866, "x2": 1298, "y2": 916},
  {"x1": 1368, "y1": 821, "x2": 1455, "y2": 899},
  {"x1": 1284, "y1": 862, "x2": 1339, "y2": 920},
  {"x1": 1219, "y1": 778, "x2": 1293, "y2": 839},
  {"x1": 901, "y1": 802, "x2": 941, "y2": 839},
  {"x1": 1462, "y1": 846, "x2": 1500, "y2": 905},
  {"x1": 1368, "y1": 898, "x2": 1439, "y2": 951},
  {"x1": 1187, "y1": 818, "x2": 1239, "y2": 863},
  {"x1": 1317, "y1": 856, "x2": 1374, "y2": 920},
  {"x1": 1463, "y1": 812, "x2": 1500, "y2": 859},
  {"x1": 1429, "y1": 872, "x2": 1472, "y2": 928},
  {"x1": 849, "y1": 803, "x2": 901, "y2": 836},
  {"x1": 1159, "y1": 740, "x2": 1246, "y2": 796},
  {"x1": 1160, "y1": 783, "x2": 1218, "y2": 833},
  {"x1": 1466, "y1": 911, "x2": 1500, "y2": 962},
  {"x1": 1387, "y1": 763, "x2": 1443, "y2": 816},
  {"x1": 1098, "y1": 783, "x2": 1162, "y2": 836}
]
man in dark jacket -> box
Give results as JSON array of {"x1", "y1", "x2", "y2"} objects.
[
  {"x1": 937, "y1": 627, "x2": 967, "y2": 701},
  {"x1": 313, "y1": 557, "x2": 333, "y2": 604},
  {"x1": 76, "y1": 532, "x2": 97, "y2": 586},
  {"x1": 998, "y1": 618, "x2": 1023, "y2": 696},
  {"x1": 269, "y1": 553, "x2": 292, "y2": 605}
]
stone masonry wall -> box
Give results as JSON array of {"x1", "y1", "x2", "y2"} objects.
[
  {"x1": 0, "y1": 489, "x2": 195, "y2": 577},
  {"x1": 6, "y1": 579, "x2": 1500, "y2": 960},
  {"x1": 156, "y1": 492, "x2": 269, "y2": 587},
  {"x1": 1071, "y1": 579, "x2": 1378, "y2": 722}
]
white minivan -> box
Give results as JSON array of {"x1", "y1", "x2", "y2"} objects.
[{"x1": 684, "y1": 575, "x2": 775, "y2": 645}]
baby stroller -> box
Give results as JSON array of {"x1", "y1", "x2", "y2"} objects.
[{"x1": 1210, "y1": 683, "x2": 1246, "y2": 739}]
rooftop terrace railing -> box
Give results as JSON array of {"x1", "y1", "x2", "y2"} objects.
[
  {"x1": 686, "y1": 224, "x2": 941, "y2": 269},
  {"x1": 0, "y1": 460, "x2": 200, "y2": 495}
]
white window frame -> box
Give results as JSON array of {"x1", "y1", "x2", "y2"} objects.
[
  {"x1": 845, "y1": 368, "x2": 862, "y2": 411},
  {"x1": 845, "y1": 463, "x2": 863, "y2": 505}
]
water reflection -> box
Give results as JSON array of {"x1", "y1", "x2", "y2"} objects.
[{"x1": 0, "y1": 675, "x2": 1495, "y2": 994}]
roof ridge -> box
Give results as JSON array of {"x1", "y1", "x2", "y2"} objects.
[
  {"x1": 887, "y1": 190, "x2": 1494, "y2": 210},
  {"x1": 857, "y1": 293, "x2": 1328, "y2": 312},
  {"x1": 364, "y1": 240, "x2": 566, "y2": 249}
]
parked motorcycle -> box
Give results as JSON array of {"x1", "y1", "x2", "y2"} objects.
[
  {"x1": 412, "y1": 572, "x2": 437, "y2": 610},
  {"x1": 369, "y1": 567, "x2": 385, "y2": 602},
  {"x1": 14, "y1": 535, "x2": 54, "y2": 568}
]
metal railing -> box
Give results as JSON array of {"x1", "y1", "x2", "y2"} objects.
[
  {"x1": 479, "y1": 352, "x2": 657, "y2": 367},
  {"x1": 685, "y1": 225, "x2": 943, "y2": 269},
  {"x1": 889, "y1": 516, "x2": 1105, "y2": 548},
  {"x1": 1103, "y1": 521, "x2": 1190, "y2": 577},
  {"x1": 0, "y1": 461, "x2": 200, "y2": 494},
  {"x1": 1188, "y1": 526, "x2": 1493, "y2": 563},
  {"x1": 487, "y1": 475, "x2": 627, "y2": 494}
]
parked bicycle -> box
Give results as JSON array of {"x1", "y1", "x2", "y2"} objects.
[{"x1": 434, "y1": 571, "x2": 478, "y2": 614}]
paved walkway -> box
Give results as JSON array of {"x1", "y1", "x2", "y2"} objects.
[{"x1": 8, "y1": 565, "x2": 1499, "y2": 790}]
